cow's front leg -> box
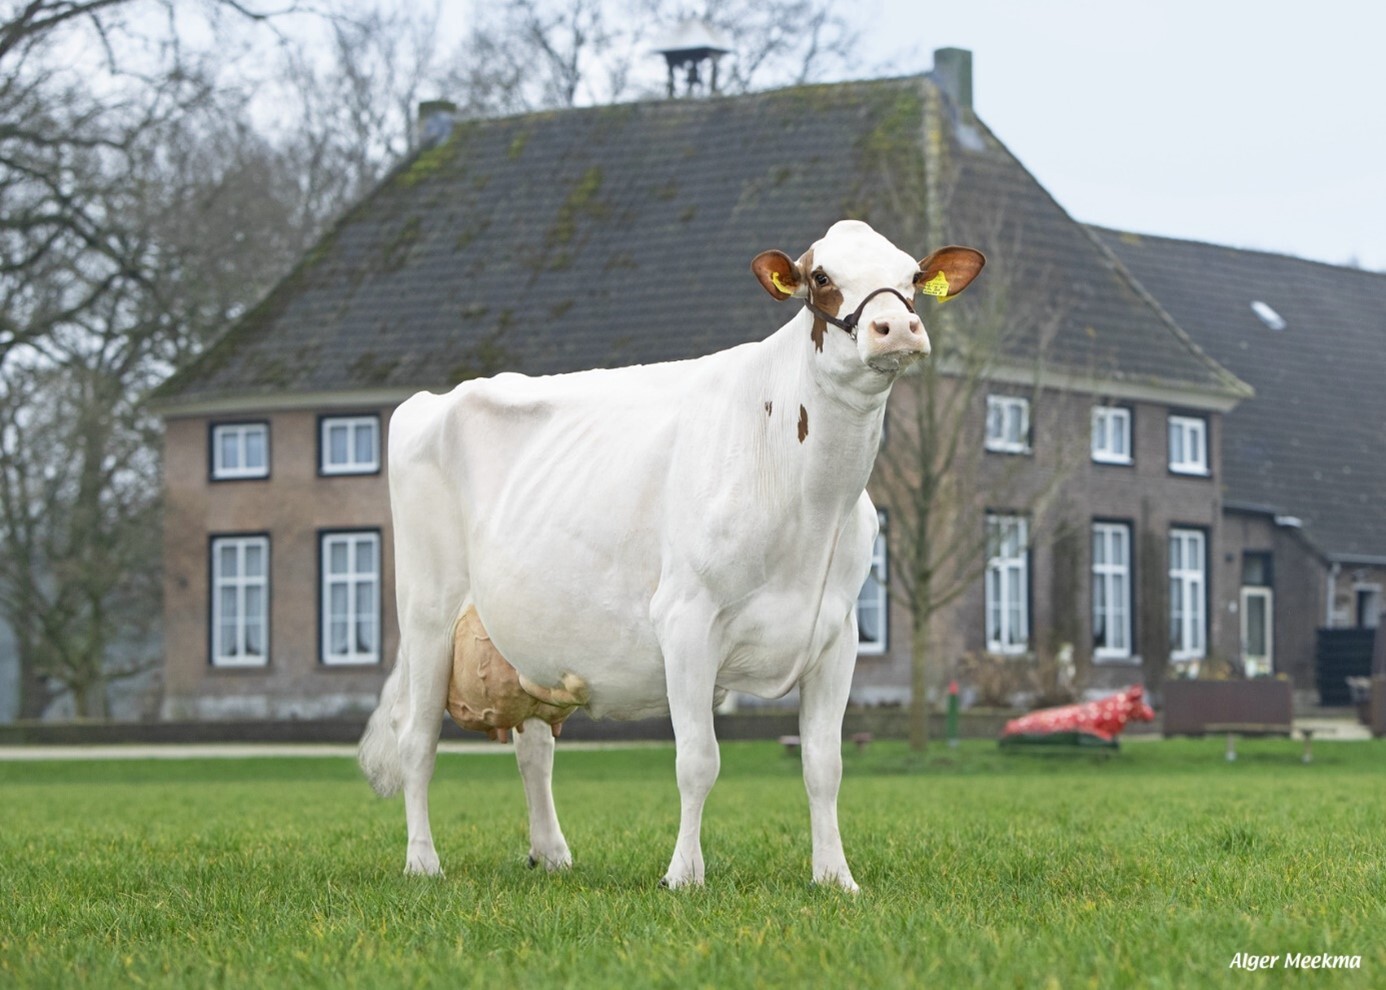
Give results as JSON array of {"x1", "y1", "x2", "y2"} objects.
[
  {"x1": 799, "y1": 633, "x2": 859, "y2": 892},
  {"x1": 514, "y1": 717, "x2": 572, "y2": 871},
  {"x1": 658, "y1": 619, "x2": 721, "y2": 888}
]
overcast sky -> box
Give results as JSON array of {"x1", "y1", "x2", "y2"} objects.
[{"x1": 870, "y1": 0, "x2": 1386, "y2": 271}]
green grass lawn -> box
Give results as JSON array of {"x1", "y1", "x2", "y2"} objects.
[{"x1": 2, "y1": 738, "x2": 1384, "y2": 989}]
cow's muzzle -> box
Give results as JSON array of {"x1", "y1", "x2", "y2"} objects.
[{"x1": 803, "y1": 287, "x2": 917, "y2": 343}]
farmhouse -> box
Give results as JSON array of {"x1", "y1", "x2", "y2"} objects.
[
  {"x1": 1092, "y1": 229, "x2": 1386, "y2": 695},
  {"x1": 150, "y1": 49, "x2": 1375, "y2": 722}
]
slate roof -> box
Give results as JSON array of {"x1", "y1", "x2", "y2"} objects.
[
  {"x1": 1094, "y1": 227, "x2": 1386, "y2": 563},
  {"x1": 154, "y1": 75, "x2": 1247, "y2": 409}
]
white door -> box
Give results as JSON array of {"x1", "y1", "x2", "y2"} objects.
[{"x1": 1241, "y1": 587, "x2": 1273, "y2": 677}]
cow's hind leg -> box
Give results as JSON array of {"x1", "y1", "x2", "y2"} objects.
[
  {"x1": 397, "y1": 630, "x2": 453, "y2": 876},
  {"x1": 514, "y1": 717, "x2": 572, "y2": 871}
]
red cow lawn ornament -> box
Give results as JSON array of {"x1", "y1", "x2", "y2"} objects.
[{"x1": 1000, "y1": 685, "x2": 1155, "y2": 749}]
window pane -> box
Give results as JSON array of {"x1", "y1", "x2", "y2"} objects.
[
  {"x1": 244, "y1": 428, "x2": 266, "y2": 469},
  {"x1": 355, "y1": 537, "x2": 376, "y2": 575},
  {"x1": 219, "y1": 622, "x2": 238, "y2": 656},
  {"x1": 329, "y1": 619, "x2": 349, "y2": 655},
  {"x1": 329, "y1": 424, "x2": 349, "y2": 464},
  {"x1": 1094, "y1": 531, "x2": 1107, "y2": 566},
  {"x1": 1093, "y1": 412, "x2": 1107, "y2": 452},
  {"x1": 219, "y1": 584, "x2": 238, "y2": 620},
  {"x1": 355, "y1": 581, "x2": 375, "y2": 619},
  {"x1": 220, "y1": 431, "x2": 239, "y2": 470},
  {"x1": 329, "y1": 541, "x2": 349, "y2": 574},
  {"x1": 330, "y1": 582, "x2": 349, "y2": 621},
  {"x1": 218, "y1": 544, "x2": 239, "y2": 578},
  {"x1": 1170, "y1": 422, "x2": 1184, "y2": 464},
  {"x1": 357, "y1": 614, "x2": 377, "y2": 654},
  {"x1": 244, "y1": 613, "x2": 264, "y2": 656},
  {"x1": 245, "y1": 543, "x2": 265, "y2": 578},
  {"x1": 1113, "y1": 414, "x2": 1128, "y2": 455},
  {"x1": 355, "y1": 422, "x2": 376, "y2": 464}
]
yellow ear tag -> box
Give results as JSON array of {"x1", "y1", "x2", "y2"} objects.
[
  {"x1": 920, "y1": 271, "x2": 951, "y2": 299},
  {"x1": 769, "y1": 270, "x2": 797, "y2": 297}
]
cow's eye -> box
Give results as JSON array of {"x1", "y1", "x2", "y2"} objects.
[{"x1": 813, "y1": 272, "x2": 830, "y2": 287}]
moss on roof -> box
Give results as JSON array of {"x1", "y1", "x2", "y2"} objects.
[{"x1": 154, "y1": 76, "x2": 1246, "y2": 407}]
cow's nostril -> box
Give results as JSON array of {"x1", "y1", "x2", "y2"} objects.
[{"x1": 871, "y1": 320, "x2": 891, "y2": 336}]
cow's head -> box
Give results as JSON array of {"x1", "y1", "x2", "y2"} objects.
[{"x1": 751, "y1": 220, "x2": 984, "y2": 385}]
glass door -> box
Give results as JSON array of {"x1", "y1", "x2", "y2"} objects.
[{"x1": 1240, "y1": 587, "x2": 1273, "y2": 677}]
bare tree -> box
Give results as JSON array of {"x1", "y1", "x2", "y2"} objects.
[
  {"x1": 873, "y1": 238, "x2": 1082, "y2": 750},
  {"x1": 446, "y1": 0, "x2": 863, "y2": 115},
  {"x1": 0, "y1": 0, "x2": 325, "y2": 716}
]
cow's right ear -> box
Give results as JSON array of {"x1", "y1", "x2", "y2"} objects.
[{"x1": 751, "y1": 250, "x2": 806, "y2": 301}]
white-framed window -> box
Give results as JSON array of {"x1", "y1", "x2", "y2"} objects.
[
  {"x1": 322, "y1": 531, "x2": 381, "y2": 665},
  {"x1": 320, "y1": 415, "x2": 380, "y2": 475},
  {"x1": 1092, "y1": 522, "x2": 1132, "y2": 660},
  {"x1": 985, "y1": 514, "x2": 1029, "y2": 654},
  {"x1": 211, "y1": 535, "x2": 269, "y2": 667},
  {"x1": 985, "y1": 395, "x2": 1030, "y2": 454},
  {"x1": 856, "y1": 512, "x2": 888, "y2": 655},
  {"x1": 211, "y1": 423, "x2": 269, "y2": 480},
  {"x1": 1092, "y1": 406, "x2": 1132, "y2": 465},
  {"x1": 1169, "y1": 528, "x2": 1207, "y2": 661},
  {"x1": 1168, "y1": 415, "x2": 1209, "y2": 475}
]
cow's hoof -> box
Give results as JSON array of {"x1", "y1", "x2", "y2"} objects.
[
  {"x1": 404, "y1": 859, "x2": 444, "y2": 878},
  {"x1": 528, "y1": 847, "x2": 573, "y2": 872},
  {"x1": 813, "y1": 870, "x2": 859, "y2": 894},
  {"x1": 659, "y1": 873, "x2": 703, "y2": 890}
]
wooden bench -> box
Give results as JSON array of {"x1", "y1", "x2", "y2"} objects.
[{"x1": 1204, "y1": 721, "x2": 1311, "y2": 762}]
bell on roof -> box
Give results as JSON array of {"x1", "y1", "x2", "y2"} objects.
[{"x1": 653, "y1": 19, "x2": 732, "y2": 98}]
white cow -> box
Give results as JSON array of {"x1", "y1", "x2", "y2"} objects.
[{"x1": 359, "y1": 220, "x2": 984, "y2": 890}]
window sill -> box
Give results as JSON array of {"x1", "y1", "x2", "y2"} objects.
[
  {"x1": 1093, "y1": 652, "x2": 1138, "y2": 665},
  {"x1": 1091, "y1": 455, "x2": 1133, "y2": 467}
]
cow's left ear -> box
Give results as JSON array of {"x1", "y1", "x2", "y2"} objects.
[
  {"x1": 751, "y1": 250, "x2": 806, "y2": 301},
  {"x1": 915, "y1": 246, "x2": 986, "y2": 301}
]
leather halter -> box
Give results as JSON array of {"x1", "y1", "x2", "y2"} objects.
[{"x1": 802, "y1": 287, "x2": 916, "y2": 342}]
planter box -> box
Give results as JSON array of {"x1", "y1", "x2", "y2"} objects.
[{"x1": 1161, "y1": 679, "x2": 1293, "y2": 737}]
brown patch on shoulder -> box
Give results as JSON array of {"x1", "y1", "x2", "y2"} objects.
[
  {"x1": 797, "y1": 404, "x2": 809, "y2": 443},
  {"x1": 764, "y1": 400, "x2": 773, "y2": 416}
]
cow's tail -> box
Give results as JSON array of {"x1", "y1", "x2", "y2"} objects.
[{"x1": 358, "y1": 656, "x2": 407, "y2": 797}]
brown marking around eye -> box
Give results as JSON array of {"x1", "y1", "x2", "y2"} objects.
[
  {"x1": 798, "y1": 405, "x2": 809, "y2": 443},
  {"x1": 801, "y1": 251, "x2": 843, "y2": 354}
]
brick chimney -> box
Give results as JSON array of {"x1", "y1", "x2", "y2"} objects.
[
  {"x1": 416, "y1": 100, "x2": 457, "y2": 150},
  {"x1": 933, "y1": 48, "x2": 973, "y2": 112}
]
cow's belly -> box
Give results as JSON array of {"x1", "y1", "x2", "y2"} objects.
[{"x1": 469, "y1": 566, "x2": 670, "y2": 721}]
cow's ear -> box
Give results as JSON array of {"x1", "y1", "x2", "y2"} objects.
[
  {"x1": 915, "y1": 246, "x2": 986, "y2": 301},
  {"x1": 751, "y1": 250, "x2": 806, "y2": 301}
]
